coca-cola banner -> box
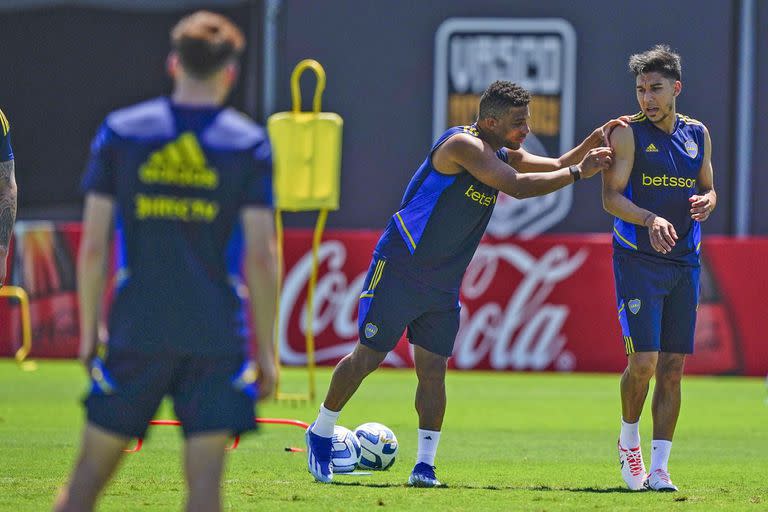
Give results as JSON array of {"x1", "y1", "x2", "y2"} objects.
[
  {"x1": 278, "y1": 232, "x2": 767, "y2": 376},
  {"x1": 1, "y1": 226, "x2": 766, "y2": 377}
]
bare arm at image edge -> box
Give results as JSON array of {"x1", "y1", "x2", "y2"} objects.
[{"x1": 0, "y1": 159, "x2": 16, "y2": 286}]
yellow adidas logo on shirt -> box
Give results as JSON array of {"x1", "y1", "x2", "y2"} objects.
[
  {"x1": 139, "y1": 132, "x2": 219, "y2": 189},
  {"x1": 0, "y1": 109, "x2": 9, "y2": 136},
  {"x1": 645, "y1": 143, "x2": 659, "y2": 153}
]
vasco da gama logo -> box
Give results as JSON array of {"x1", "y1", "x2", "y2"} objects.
[{"x1": 433, "y1": 18, "x2": 577, "y2": 238}]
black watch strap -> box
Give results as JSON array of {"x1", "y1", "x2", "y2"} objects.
[{"x1": 569, "y1": 165, "x2": 581, "y2": 182}]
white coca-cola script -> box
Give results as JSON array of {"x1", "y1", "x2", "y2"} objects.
[{"x1": 278, "y1": 240, "x2": 588, "y2": 371}]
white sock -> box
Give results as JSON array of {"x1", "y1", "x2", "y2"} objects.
[
  {"x1": 620, "y1": 418, "x2": 640, "y2": 448},
  {"x1": 650, "y1": 440, "x2": 672, "y2": 473},
  {"x1": 310, "y1": 403, "x2": 340, "y2": 437},
  {"x1": 416, "y1": 429, "x2": 441, "y2": 466}
]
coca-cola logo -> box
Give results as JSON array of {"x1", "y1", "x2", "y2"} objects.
[
  {"x1": 278, "y1": 241, "x2": 409, "y2": 367},
  {"x1": 279, "y1": 240, "x2": 587, "y2": 371},
  {"x1": 455, "y1": 243, "x2": 587, "y2": 370}
]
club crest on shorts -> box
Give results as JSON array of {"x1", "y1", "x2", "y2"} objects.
[
  {"x1": 684, "y1": 140, "x2": 698, "y2": 158},
  {"x1": 364, "y1": 323, "x2": 378, "y2": 339},
  {"x1": 628, "y1": 299, "x2": 642, "y2": 315}
]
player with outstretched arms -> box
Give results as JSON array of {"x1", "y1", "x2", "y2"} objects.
[{"x1": 305, "y1": 80, "x2": 625, "y2": 487}]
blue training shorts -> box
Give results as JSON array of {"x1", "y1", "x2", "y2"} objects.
[
  {"x1": 85, "y1": 349, "x2": 257, "y2": 439},
  {"x1": 613, "y1": 252, "x2": 700, "y2": 355},
  {"x1": 357, "y1": 255, "x2": 460, "y2": 358}
]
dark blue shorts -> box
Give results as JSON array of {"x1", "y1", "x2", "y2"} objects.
[
  {"x1": 357, "y1": 256, "x2": 460, "y2": 357},
  {"x1": 85, "y1": 350, "x2": 257, "y2": 439},
  {"x1": 613, "y1": 253, "x2": 700, "y2": 355}
]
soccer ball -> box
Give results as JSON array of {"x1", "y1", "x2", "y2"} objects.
[
  {"x1": 354, "y1": 422, "x2": 398, "y2": 470},
  {"x1": 331, "y1": 425, "x2": 362, "y2": 473}
]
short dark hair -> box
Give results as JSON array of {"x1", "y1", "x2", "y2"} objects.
[
  {"x1": 628, "y1": 44, "x2": 681, "y2": 81},
  {"x1": 171, "y1": 11, "x2": 245, "y2": 79},
  {"x1": 478, "y1": 81, "x2": 531, "y2": 120}
]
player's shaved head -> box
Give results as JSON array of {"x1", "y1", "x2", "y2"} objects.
[
  {"x1": 629, "y1": 44, "x2": 681, "y2": 81},
  {"x1": 171, "y1": 11, "x2": 245, "y2": 79},
  {"x1": 478, "y1": 81, "x2": 531, "y2": 121}
]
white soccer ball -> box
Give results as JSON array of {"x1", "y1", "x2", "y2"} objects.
[
  {"x1": 354, "y1": 422, "x2": 398, "y2": 470},
  {"x1": 331, "y1": 425, "x2": 362, "y2": 473}
]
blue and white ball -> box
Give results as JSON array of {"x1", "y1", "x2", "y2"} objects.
[
  {"x1": 354, "y1": 422, "x2": 398, "y2": 470},
  {"x1": 331, "y1": 425, "x2": 362, "y2": 473}
]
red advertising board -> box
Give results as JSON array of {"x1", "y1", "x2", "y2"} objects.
[
  {"x1": 277, "y1": 232, "x2": 767, "y2": 376},
  {"x1": 1, "y1": 226, "x2": 766, "y2": 377}
]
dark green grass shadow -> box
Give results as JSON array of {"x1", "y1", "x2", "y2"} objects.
[{"x1": 328, "y1": 481, "x2": 634, "y2": 493}]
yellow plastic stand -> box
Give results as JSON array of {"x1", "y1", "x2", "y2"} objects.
[
  {"x1": 268, "y1": 60, "x2": 343, "y2": 402},
  {"x1": 0, "y1": 285, "x2": 37, "y2": 371}
]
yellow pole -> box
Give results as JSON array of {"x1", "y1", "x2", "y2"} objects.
[{"x1": 305, "y1": 209, "x2": 328, "y2": 401}]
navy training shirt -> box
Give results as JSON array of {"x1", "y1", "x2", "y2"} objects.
[
  {"x1": 374, "y1": 125, "x2": 506, "y2": 292},
  {"x1": 82, "y1": 97, "x2": 272, "y2": 355},
  {"x1": 612, "y1": 112, "x2": 705, "y2": 266}
]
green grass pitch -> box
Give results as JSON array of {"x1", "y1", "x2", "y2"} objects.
[{"x1": 0, "y1": 360, "x2": 766, "y2": 511}]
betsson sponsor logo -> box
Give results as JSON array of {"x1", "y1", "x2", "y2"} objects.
[{"x1": 278, "y1": 241, "x2": 587, "y2": 370}]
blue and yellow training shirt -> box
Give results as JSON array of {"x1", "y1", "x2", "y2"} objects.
[
  {"x1": 82, "y1": 97, "x2": 272, "y2": 356},
  {"x1": 612, "y1": 113, "x2": 705, "y2": 266},
  {"x1": 374, "y1": 125, "x2": 506, "y2": 291}
]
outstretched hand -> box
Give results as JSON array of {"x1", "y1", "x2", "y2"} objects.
[
  {"x1": 598, "y1": 116, "x2": 632, "y2": 147},
  {"x1": 577, "y1": 147, "x2": 613, "y2": 179}
]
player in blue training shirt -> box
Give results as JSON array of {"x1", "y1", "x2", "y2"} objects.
[
  {"x1": 305, "y1": 80, "x2": 626, "y2": 486},
  {"x1": 0, "y1": 108, "x2": 16, "y2": 287},
  {"x1": 603, "y1": 45, "x2": 716, "y2": 492},
  {"x1": 55, "y1": 12, "x2": 277, "y2": 512}
]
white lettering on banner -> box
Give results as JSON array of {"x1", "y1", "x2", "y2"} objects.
[
  {"x1": 450, "y1": 35, "x2": 562, "y2": 95},
  {"x1": 455, "y1": 244, "x2": 587, "y2": 370},
  {"x1": 435, "y1": 20, "x2": 578, "y2": 239},
  {"x1": 278, "y1": 241, "x2": 407, "y2": 367},
  {"x1": 279, "y1": 241, "x2": 586, "y2": 370}
]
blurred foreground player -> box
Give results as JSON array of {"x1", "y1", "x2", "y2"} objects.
[{"x1": 55, "y1": 11, "x2": 277, "y2": 512}]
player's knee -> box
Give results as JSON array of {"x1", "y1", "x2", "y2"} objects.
[
  {"x1": 349, "y1": 344, "x2": 387, "y2": 374},
  {"x1": 628, "y1": 353, "x2": 657, "y2": 381}
]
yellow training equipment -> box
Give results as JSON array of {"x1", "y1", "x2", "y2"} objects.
[
  {"x1": 268, "y1": 59, "x2": 343, "y2": 212},
  {"x1": 268, "y1": 60, "x2": 343, "y2": 402}
]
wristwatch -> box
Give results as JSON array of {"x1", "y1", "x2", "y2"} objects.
[{"x1": 569, "y1": 165, "x2": 581, "y2": 182}]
